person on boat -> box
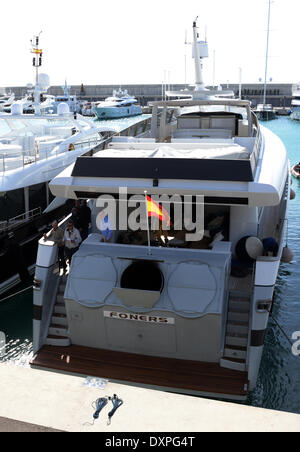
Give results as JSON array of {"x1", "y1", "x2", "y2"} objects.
[
  {"x1": 99, "y1": 214, "x2": 113, "y2": 242},
  {"x1": 72, "y1": 199, "x2": 81, "y2": 213},
  {"x1": 78, "y1": 200, "x2": 91, "y2": 241},
  {"x1": 63, "y1": 219, "x2": 82, "y2": 264},
  {"x1": 71, "y1": 206, "x2": 82, "y2": 231},
  {"x1": 43, "y1": 220, "x2": 66, "y2": 273}
]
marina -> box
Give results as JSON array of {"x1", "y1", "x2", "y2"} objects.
[
  {"x1": 0, "y1": 0, "x2": 300, "y2": 433},
  {"x1": 1, "y1": 116, "x2": 300, "y2": 425},
  {"x1": 27, "y1": 17, "x2": 293, "y2": 403}
]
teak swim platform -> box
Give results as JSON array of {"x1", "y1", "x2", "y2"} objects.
[{"x1": 31, "y1": 345, "x2": 249, "y2": 399}]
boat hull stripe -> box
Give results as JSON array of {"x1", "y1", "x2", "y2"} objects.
[
  {"x1": 250, "y1": 329, "x2": 266, "y2": 347},
  {"x1": 33, "y1": 304, "x2": 43, "y2": 321}
]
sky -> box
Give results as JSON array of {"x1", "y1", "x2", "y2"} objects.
[{"x1": 1, "y1": 0, "x2": 299, "y2": 88}]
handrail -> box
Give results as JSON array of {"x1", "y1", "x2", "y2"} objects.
[
  {"x1": 0, "y1": 207, "x2": 42, "y2": 233},
  {"x1": 253, "y1": 125, "x2": 262, "y2": 167},
  {"x1": 0, "y1": 116, "x2": 152, "y2": 173}
]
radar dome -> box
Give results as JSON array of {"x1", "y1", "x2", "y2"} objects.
[
  {"x1": 11, "y1": 103, "x2": 23, "y2": 115},
  {"x1": 38, "y1": 73, "x2": 50, "y2": 90},
  {"x1": 57, "y1": 102, "x2": 70, "y2": 115}
]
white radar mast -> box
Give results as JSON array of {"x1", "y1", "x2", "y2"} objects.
[
  {"x1": 30, "y1": 32, "x2": 50, "y2": 115},
  {"x1": 166, "y1": 17, "x2": 234, "y2": 100}
]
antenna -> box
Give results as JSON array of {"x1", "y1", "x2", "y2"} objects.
[
  {"x1": 192, "y1": 16, "x2": 205, "y2": 89},
  {"x1": 239, "y1": 67, "x2": 242, "y2": 99},
  {"x1": 263, "y1": 0, "x2": 271, "y2": 107},
  {"x1": 184, "y1": 29, "x2": 187, "y2": 87},
  {"x1": 212, "y1": 49, "x2": 216, "y2": 89},
  {"x1": 31, "y1": 31, "x2": 43, "y2": 85},
  {"x1": 30, "y1": 31, "x2": 45, "y2": 115}
]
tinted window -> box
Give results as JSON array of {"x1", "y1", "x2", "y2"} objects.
[
  {"x1": 0, "y1": 188, "x2": 25, "y2": 221},
  {"x1": 29, "y1": 183, "x2": 47, "y2": 212}
]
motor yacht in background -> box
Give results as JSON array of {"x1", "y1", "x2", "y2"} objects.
[
  {"x1": 4, "y1": 88, "x2": 55, "y2": 115},
  {"x1": 0, "y1": 108, "x2": 118, "y2": 296},
  {"x1": 290, "y1": 83, "x2": 300, "y2": 121},
  {"x1": 44, "y1": 81, "x2": 83, "y2": 115},
  {"x1": 81, "y1": 101, "x2": 99, "y2": 117},
  {"x1": 0, "y1": 34, "x2": 121, "y2": 296},
  {"x1": 31, "y1": 18, "x2": 292, "y2": 401},
  {"x1": 0, "y1": 90, "x2": 15, "y2": 112},
  {"x1": 92, "y1": 88, "x2": 142, "y2": 119},
  {"x1": 253, "y1": 103, "x2": 276, "y2": 121}
]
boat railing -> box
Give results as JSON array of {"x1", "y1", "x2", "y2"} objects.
[
  {"x1": 252, "y1": 122, "x2": 262, "y2": 168},
  {"x1": 0, "y1": 116, "x2": 152, "y2": 173},
  {"x1": 0, "y1": 136, "x2": 103, "y2": 173},
  {"x1": 0, "y1": 207, "x2": 42, "y2": 233}
]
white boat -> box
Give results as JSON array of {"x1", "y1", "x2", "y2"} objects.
[
  {"x1": 0, "y1": 91, "x2": 15, "y2": 112},
  {"x1": 31, "y1": 19, "x2": 291, "y2": 401},
  {"x1": 81, "y1": 101, "x2": 99, "y2": 117},
  {"x1": 0, "y1": 107, "x2": 120, "y2": 296},
  {"x1": 290, "y1": 83, "x2": 300, "y2": 120},
  {"x1": 254, "y1": 103, "x2": 276, "y2": 121},
  {"x1": 43, "y1": 81, "x2": 82, "y2": 115},
  {"x1": 6, "y1": 91, "x2": 35, "y2": 114},
  {"x1": 93, "y1": 88, "x2": 142, "y2": 120},
  {"x1": 0, "y1": 34, "x2": 122, "y2": 296}
]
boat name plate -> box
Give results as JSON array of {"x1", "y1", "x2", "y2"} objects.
[{"x1": 104, "y1": 311, "x2": 175, "y2": 324}]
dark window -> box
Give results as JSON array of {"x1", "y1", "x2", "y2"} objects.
[
  {"x1": 29, "y1": 183, "x2": 47, "y2": 212},
  {"x1": 0, "y1": 188, "x2": 25, "y2": 221}
]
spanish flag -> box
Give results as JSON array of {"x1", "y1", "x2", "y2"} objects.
[{"x1": 146, "y1": 195, "x2": 171, "y2": 226}]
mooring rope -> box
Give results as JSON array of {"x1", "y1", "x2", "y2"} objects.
[
  {"x1": 0, "y1": 286, "x2": 33, "y2": 304},
  {"x1": 268, "y1": 310, "x2": 294, "y2": 348}
]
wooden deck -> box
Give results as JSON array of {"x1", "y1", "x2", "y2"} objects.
[{"x1": 30, "y1": 345, "x2": 249, "y2": 398}]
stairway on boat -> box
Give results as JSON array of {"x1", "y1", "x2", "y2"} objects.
[
  {"x1": 220, "y1": 291, "x2": 251, "y2": 372},
  {"x1": 46, "y1": 275, "x2": 70, "y2": 347}
]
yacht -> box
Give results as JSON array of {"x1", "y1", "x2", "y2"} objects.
[
  {"x1": 31, "y1": 19, "x2": 291, "y2": 401},
  {"x1": 290, "y1": 83, "x2": 300, "y2": 120},
  {"x1": 0, "y1": 35, "x2": 123, "y2": 296},
  {"x1": 0, "y1": 91, "x2": 15, "y2": 112},
  {"x1": 0, "y1": 108, "x2": 119, "y2": 296},
  {"x1": 44, "y1": 81, "x2": 83, "y2": 115},
  {"x1": 93, "y1": 88, "x2": 142, "y2": 120},
  {"x1": 81, "y1": 101, "x2": 100, "y2": 117},
  {"x1": 6, "y1": 92, "x2": 35, "y2": 115},
  {"x1": 253, "y1": 103, "x2": 276, "y2": 121}
]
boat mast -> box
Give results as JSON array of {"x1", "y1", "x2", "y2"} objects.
[
  {"x1": 193, "y1": 17, "x2": 205, "y2": 91},
  {"x1": 31, "y1": 32, "x2": 42, "y2": 87},
  {"x1": 263, "y1": 0, "x2": 271, "y2": 107},
  {"x1": 31, "y1": 32, "x2": 43, "y2": 114}
]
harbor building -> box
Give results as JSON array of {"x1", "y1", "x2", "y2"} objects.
[{"x1": 6, "y1": 83, "x2": 294, "y2": 108}]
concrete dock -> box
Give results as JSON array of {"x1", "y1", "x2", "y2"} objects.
[{"x1": 0, "y1": 363, "x2": 299, "y2": 432}]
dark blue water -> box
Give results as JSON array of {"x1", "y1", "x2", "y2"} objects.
[
  {"x1": 246, "y1": 117, "x2": 300, "y2": 415},
  {"x1": 0, "y1": 116, "x2": 299, "y2": 414}
]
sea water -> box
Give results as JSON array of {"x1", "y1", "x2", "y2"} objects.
[
  {"x1": 246, "y1": 117, "x2": 300, "y2": 414},
  {"x1": 0, "y1": 116, "x2": 299, "y2": 414}
]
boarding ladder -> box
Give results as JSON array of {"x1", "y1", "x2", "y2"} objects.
[
  {"x1": 220, "y1": 291, "x2": 251, "y2": 372},
  {"x1": 46, "y1": 275, "x2": 70, "y2": 346}
]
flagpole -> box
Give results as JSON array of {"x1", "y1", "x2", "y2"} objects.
[{"x1": 144, "y1": 191, "x2": 152, "y2": 255}]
